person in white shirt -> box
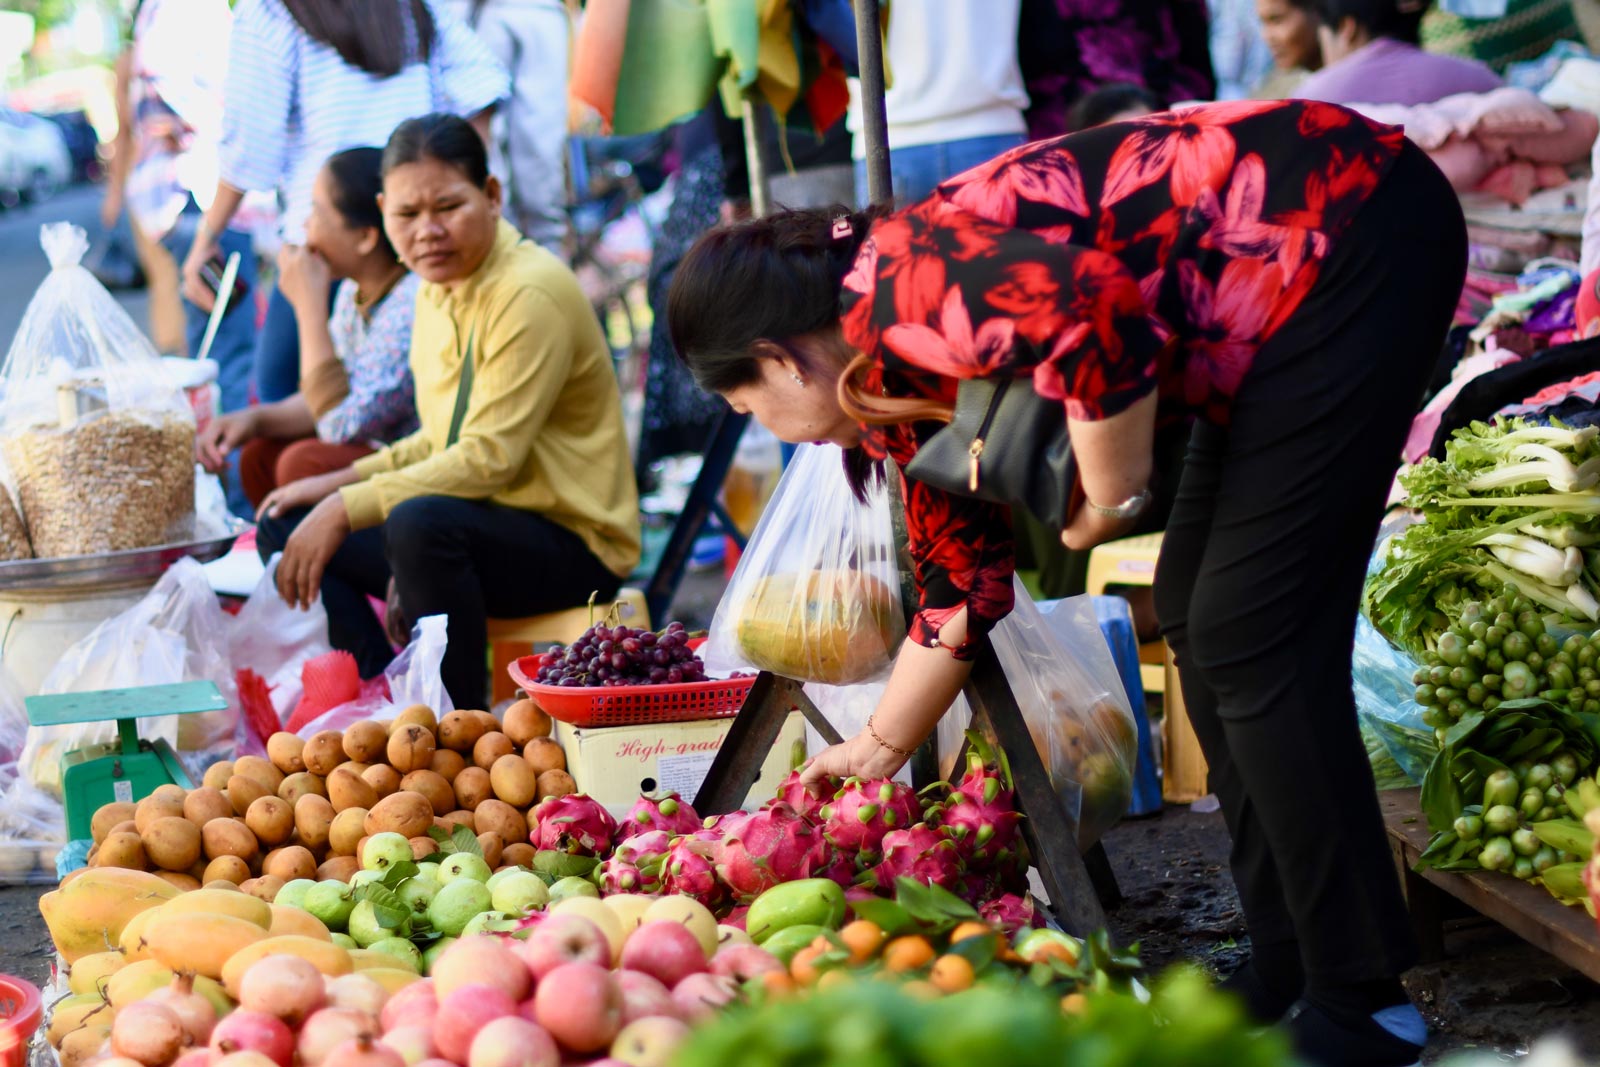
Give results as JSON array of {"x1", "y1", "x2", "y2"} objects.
[
  {"x1": 845, "y1": 0, "x2": 1030, "y2": 206},
  {"x1": 181, "y1": 0, "x2": 507, "y2": 411}
]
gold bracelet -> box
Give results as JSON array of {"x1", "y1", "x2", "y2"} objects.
[{"x1": 866, "y1": 716, "x2": 915, "y2": 757}]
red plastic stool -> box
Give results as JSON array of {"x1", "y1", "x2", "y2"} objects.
[{"x1": 0, "y1": 974, "x2": 42, "y2": 1067}]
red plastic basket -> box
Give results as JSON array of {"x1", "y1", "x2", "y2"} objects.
[
  {"x1": 508, "y1": 656, "x2": 756, "y2": 727},
  {"x1": 0, "y1": 974, "x2": 42, "y2": 1067}
]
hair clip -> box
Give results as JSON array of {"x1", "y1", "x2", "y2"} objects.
[{"x1": 831, "y1": 217, "x2": 854, "y2": 241}]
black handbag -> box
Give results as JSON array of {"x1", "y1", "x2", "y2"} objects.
[{"x1": 838, "y1": 355, "x2": 1082, "y2": 531}]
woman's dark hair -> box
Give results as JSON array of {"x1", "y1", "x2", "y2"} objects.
[
  {"x1": 323, "y1": 147, "x2": 398, "y2": 262},
  {"x1": 281, "y1": 0, "x2": 434, "y2": 77},
  {"x1": 667, "y1": 205, "x2": 891, "y2": 497},
  {"x1": 1312, "y1": 0, "x2": 1427, "y2": 44},
  {"x1": 1066, "y1": 84, "x2": 1166, "y2": 131},
  {"x1": 382, "y1": 113, "x2": 490, "y2": 188}
]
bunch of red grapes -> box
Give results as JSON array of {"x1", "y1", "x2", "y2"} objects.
[{"x1": 533, "y1": 620, "x2": 708, "y2": 687}]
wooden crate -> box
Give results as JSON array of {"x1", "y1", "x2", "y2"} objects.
[{"x1": 1161, "y1": 649, "x2": 1210, "y2": 804}]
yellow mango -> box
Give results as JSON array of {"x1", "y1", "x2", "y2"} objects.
[
  {"x1": 39, "y1": 867, "x2": 181, "y2": 963},
  {"x1": 58, "y1": 1022, "x2": 110, "y2": 1067},
  {"x1": 220, "y1": 935, "x2": 353, "y2": 997},
  {"x1": 142, "y1": 911, "x2": 267, "y2": 980},
  {"x1": 266, "y1": 904, "x2": 332, "y2": 941},
  {"x1": 103, "y1": 959, "x2": 175, "y2": 1009},
  {"x1": 360, "y1": 968, "x2": 421, "y2": 995},
  {"x1": 46, "y1": 993, "x2": 109, "y2": 1048},
  {"x1": 117, "y1": 905, "x2": 163, "y2": 960},
  {"x1": 153, "y1": 887, "x2": 273, "y2": 928},
  {"x1": 67, "y1": 951, "x2": 125, "y2": 997},
  {"x1": 347, "y1": 948, "x2": 403, "y2": 971}
]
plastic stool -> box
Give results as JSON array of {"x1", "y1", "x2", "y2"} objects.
[
  {"x1": 1085, "y1": 532, "x2": 1165, "y2": 695},
  {"x1": 1090, "y1": 596, "x2": 1163, "y2": 817},
  {"x1": 487, "y1": 589, "x2": 651, "y2": 703}
]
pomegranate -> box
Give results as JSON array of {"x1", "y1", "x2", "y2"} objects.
[
  {"x1": 431, "y1": 935, "x2": 532, "y2": 1002},
  {"x1": 615, "y1": 971, "x2": 680, "y2": 1025},
  {"x1": 467, "y1": 1017, "x2": 560, "y2": 1067},
  {"x1": 209, "y1": 1011, "x2": 295, "y2": 1067},
  {"x1": 325, "y1": 974, "x2": 389, "y2": 1017},
  {"x1": 171, "y1": 1052, "x2": 212, "y2": 1067},
  {"x1": 379, "y1": 978, "x2": 438, "y2": 1033},
  {"x1": 112, "y1": 1001, "x2": 184, "y2": 1067},
  {"x1": 323, "y1": 1034, "x2": 404, "y2": 1067},
  {"x1": 619, "y1": 921, "x2": 707, "y2": 989},
  {"x1": 213, "y1": 1055, "x2": 281, "y2": 1067},
  {"x1": 144, "y1": 973, "x2": 219, "y2": 1047},
  {"x1": 378, "y1": 1024, "x2": 435, "y2": 1067},
  {"x1": 670, "y1": 973, "x2": 738, "y2": 1023},
  {"x1": 531, "y1": 963, "x2": 622, "y2": 1054},
  {"x1": 433, "y1": 984, "x2": 520, "y2": 1064},
  {"x1": 296, "y1": 1008, "x2": 377, "y2": 1067},
  {"x1": 239, "y1": 955, "x2": 327, "y2": 1026}
]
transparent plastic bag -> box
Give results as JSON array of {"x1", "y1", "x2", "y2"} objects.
[
  {"x1": 939, "y1": 584, "x2": 1137, "y2": 849},
  {"x1": 229, "y1": 555, "x2": 334, "y2": 725},
  {"x1": 0, "y1": 224, "x2": 194, "y2": 559},
  {"x1": 1353, "y1": 615, "x2": 1437, "y2": 788},
  {"x1": 0, "y1": 666, "x2": 66, "y2": 885},
  {"x1": 18, "y1": 558, "x2": 242, "y2": 797},
  {"x1": 703, "y1": 443, "x2": 904, "y2": 684},
  {"x1": 800, "y1": 680, "x2": 913, "y2": 785},
  {"x1": 293, "y1": 615, "x2": 455, "y2": 736}
]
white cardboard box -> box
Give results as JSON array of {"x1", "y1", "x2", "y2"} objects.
[{"x1": 554, "y1": 713, "x2": 806, "y2": 816}]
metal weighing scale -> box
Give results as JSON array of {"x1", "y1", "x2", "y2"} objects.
[{"x1": 24, "y1": 681, "x2": 229, "y2": 841}]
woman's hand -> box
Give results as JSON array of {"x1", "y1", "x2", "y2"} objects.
[
  {"x1": 277, "y1": 244, "x2": 333, "y2": 313},
  {"x1": 195, "y1": 410, "x2": 258, "y2": 473},
  {"x1": 1060, "y1": 505, "x2": 1138, "y2": 551},
  {"x1": 181, "y1": 225, "x2": 222, "y2": 311},
  {"x1": 800, "y1": 732, "x2": 912, "y2": 793},
  {"x1": 276, "y1": 494, "x2": 351, "y2": 610},
  {"x1": 257, "y1": 470, "x2": 348, "y2": 521}
]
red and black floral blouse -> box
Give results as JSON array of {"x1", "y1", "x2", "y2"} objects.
[{"x1": 838, "y1": 99, "x2": 1407, "y2": 655}]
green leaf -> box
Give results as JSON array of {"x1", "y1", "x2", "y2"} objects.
[
  {"x1": 946, "y1": 932, "x2": 998, "y2": 971},
  {"x1": 846, "y1": 897, "x2": 915, "y2": 936},
  {"x1": 532, "y1": 851, "x2": 600, "y2": 880},
  {"x1": 450, "y1": 824, "x2": 483, "y2": 857},
  {"x1": 356, "y1": 883, "x2": 412, "y2": 931},
  {"x1": 380, "y1": 860, "x2": 420, "y2": 888}
]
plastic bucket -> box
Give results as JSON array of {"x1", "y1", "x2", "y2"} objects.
[{"x1": 0, "y1": 973, "x2": 43, "y2": 1067}]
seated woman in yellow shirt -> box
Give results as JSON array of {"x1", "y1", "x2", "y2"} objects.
[{"x1": 257, "y1": 113, "x2": 641, "y2": 709}]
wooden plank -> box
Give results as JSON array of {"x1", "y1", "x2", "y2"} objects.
[{"x1": 1382, "y1": 788, "x2": 1600, "y2": 984}]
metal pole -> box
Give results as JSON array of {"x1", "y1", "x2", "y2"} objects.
[
  {"x1": 851, "y1": 0, "x2": 891, "y2": 206},
  {"x1": 740, "y1": 98, "x2": 773, "y2": 218}
]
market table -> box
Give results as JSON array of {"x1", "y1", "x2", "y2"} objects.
[{"x1": 1382, "y1": 788, "x2": 1600, "y2": 983}]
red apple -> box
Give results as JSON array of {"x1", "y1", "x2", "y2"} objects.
[
  {"x1": 380, "y1": 979, "x2": 437, "y2": 1034},
  {"x1": 531, "y1": 962, "x2": 623, "y2": 1054},
  {"x1": 435, "y1": 984, "x2": 520, "y2": 1065},
  {"x1": 619, "y1": 921, "x2": 707, "y2": 989},
  {"x1": 609, "y1": 1017, "x2": 691, "y2": 1067},
  {"x1": 670, "y1": 973, "x2": 738, "y2": 1023},
  {"x1": 519, "y1": 914, "x2": 611, "y2": 981},
  {"x1": 467, "y1": 1016, "x2": 560, "y2": 1067},
  {"x1": 615, "y1": 971, "x2": 681, "y2": 1026},
  {"x1": 709, "y1": 944, "x2": 785, "y2": 982}
]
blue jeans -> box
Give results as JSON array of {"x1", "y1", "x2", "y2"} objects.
[{"x1": 853, "y1": 132, "x2": 1028, "y2": 206}]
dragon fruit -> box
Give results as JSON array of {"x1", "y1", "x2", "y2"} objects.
[
  {"x1": 819, "y1": 777, "x2": 919, "y2": 860},
  {"x1": 815, "y1": 846, "x2": 861, "y2": 889},
  {"x1": 721, "y1": 905, "x2": 750, "y2": 931},
  {"x1": 715, "y1": 803, "x2": 828, "y2": 902},
  {"x1": 929, "y1": 732, "x2": 1025, "y2": 868},
  {"x1": 661, "y1": 831, "x2": 725, "y2": 908},
  {"x1": 528, "y1": 793, "x2": 619, "y2": 856},
  {"x1": 597, "y1": 829, "x2": 675, "y2": 895},
  {"x1": 979, "y1": 892, "x2": 1041, "y2": 935},
  {"x1": 765, "y1": 770, "x2": 829, "y2": 823},
  {"x1": 865, "y1": 824, "x2": 963, "y2": 889},
  {"x1": 624, "y1": 793, "x2": 702, "y2": 836}
]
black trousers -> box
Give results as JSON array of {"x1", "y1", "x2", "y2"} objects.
[
  {"x1": 1153, "y1": 142, "x2": 1466, "y2": 993},
  {"x1": 258, "y1": 496, "x2": 622, "y2": 710}
]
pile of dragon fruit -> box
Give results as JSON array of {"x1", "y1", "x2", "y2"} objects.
[{"x1": 526, "y1": 740, "x2": 1038, "y2": 932}]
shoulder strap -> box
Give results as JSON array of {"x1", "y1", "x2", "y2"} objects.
[
  {"x1": 836, "y1": 352, "x2": 955, "y2": 426},
  {"x1": 446, "y1": 323, "x2": 476, "y2": 447}
]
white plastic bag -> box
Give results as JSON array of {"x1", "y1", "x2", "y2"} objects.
[
  {"x1": 18, "y1": 558, "x2": 242, "y2": 797},
  {"x1": 703, "y1": 443, "x2": 904, "y2": 684},
  {"x1": 1, "y1": 224, "x2": 196, "y2": 559},
  {"x1": 294, "y1": 615, "x2": 454, "y2": 736},
  {"x1": 229, "y1": 555, "x2": 334, "y2": 723},
  {"x1": 0, "y1": 666, "x2": 59, "y2": 886},
  {"x1": 937, "y1": 584, "x2": 1137, "y2": 849}
]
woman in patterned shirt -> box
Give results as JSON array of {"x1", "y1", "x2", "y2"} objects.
[
  {"x1": 669, "y1": 100, "x2": 1466, "y2": 1065},
  {"x1": 197, "y1": 148, "x2": 419, "y2": 507}
]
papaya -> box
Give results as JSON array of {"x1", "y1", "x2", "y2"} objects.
[
  {"x1": 220, "y1": 934, "x2": 353, "y2": 997},
  {"x1": 734, "y1": 571, "x2": 903, "y2": 684},
  {"x1": 67, "y1": 951, "x2": 125, "y2": 997},
  {"x1": 267, "y1": 903, "x2": 332, "y2": 941},
  {"x1": 46, "y1": 993, "x2": 109, "y2": 1048},
  {"x1": 153, "y1": 886, "x2": 273, "y2": 928},
  {"x1": 116, "y1": 905, "x2": 162, "y2": 960},
  {"x1": 39, "y1": 867, "x2": 182, "y2": 963},
  {"x1": 58, "y1": 1022, "x2": 110, "y2": 1067},
  {"x1": 360, "y1": 968, "x2": 423, "y2": 995},
  {"x1": 103, "y1": 958, "x2": 174, "y2": 1008},
  {"x1": 141, "y1": 911, "x2": 267, "y2": 979}
]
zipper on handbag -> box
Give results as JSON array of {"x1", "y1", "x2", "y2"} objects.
[{"x1": 967, "y1": 381, "x2": 1011, "y2": 493}]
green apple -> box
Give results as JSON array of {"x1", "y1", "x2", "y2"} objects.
[
  {"x1": 364, "y1": 832, "x2": 415, "y2": 872},
  {"x1": 490, "y1": 871, "x2": 550, "y2": 916},
  {"x1": 548, "y1": 875, "x2": 600, "y2": 904},
  {"x1": 421, "y1": 936, "x2": 457, "y2": 971},
  {"x1": 304, "y1": 881, "x2": 357, "y2": 930},
  {"x1": 426, "y1": 878, "x2": 493, "y2": 937},
  {"x1": 274, "y1": 878, "x2": 318, "y2": 911},
  {"x1": 485, "y1": 867, "x2": 526, "y2": 892},
  {"x1": 398, "y1": 877, "x2": 439, "y2": 916},
  {"x1": 368, "y1": 936, "x2": 424, "y2": 973},
  {"x1": 437, "y1": 853, "x2": 493, "y2": 885},
  {"x1": 461, "y1": 910, "x2": 517, "y2": 937},
  {"x1": 414, "y1": 862, "x2": 442, "y2": 885},
  {"x1": 330, "y1": 932, "x2": 359, "y2": 950},
  {"x1": 349, "y1": 900, "x2": 409, "y2": 947}
]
